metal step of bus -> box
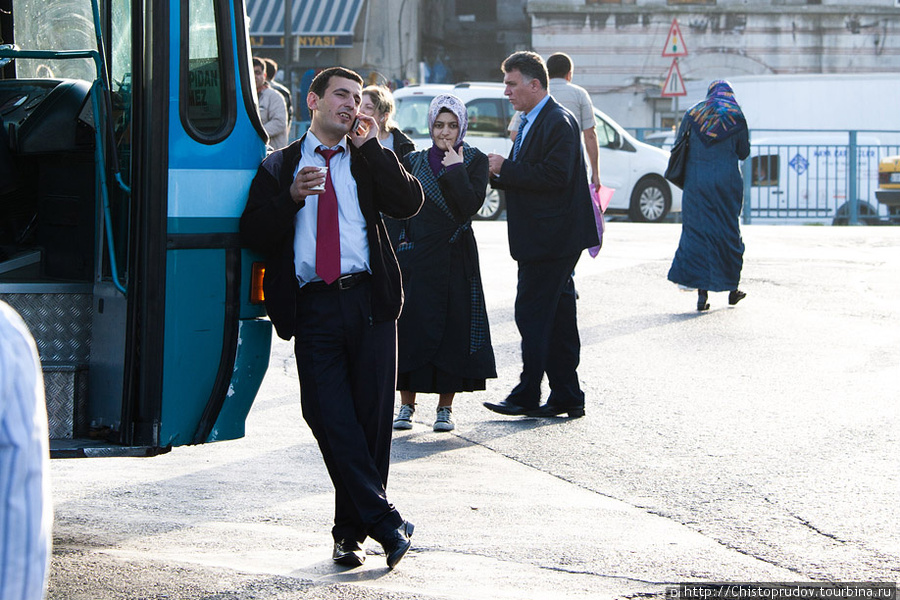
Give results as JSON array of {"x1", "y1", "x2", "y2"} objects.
[
  {"x1": 0, "y1": 289, "x2": 92, "y2": 439},
  {"x1": 43, "y1": 362, "x2": 89, "y2": 439}
]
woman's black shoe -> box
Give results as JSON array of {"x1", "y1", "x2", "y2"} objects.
[
  {"x1": 728, "y1": 290, "x2": 747, "y2": 305},
  {"x1": 697, "y1": 290, "x2": 710, "y2": 312}
]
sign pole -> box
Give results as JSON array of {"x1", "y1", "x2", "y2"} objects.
[
  {"x1": 660, "y1": 18, "x2": 688, "y2": 98},
  {"x1": 284, "y1": 0, "x2": 294, "y2": 137}
]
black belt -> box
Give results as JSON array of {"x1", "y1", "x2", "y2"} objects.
[{"x1": 301, "y1": 271, "x2": 369, "y2": 293}]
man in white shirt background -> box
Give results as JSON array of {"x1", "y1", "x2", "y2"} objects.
[{"x1": 0, "y1": 300, "x2": 52, "y2": 600}]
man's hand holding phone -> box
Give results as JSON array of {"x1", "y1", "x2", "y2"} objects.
[{"x1": 349, "y1": 113, "x2": 378, "y2": 147}]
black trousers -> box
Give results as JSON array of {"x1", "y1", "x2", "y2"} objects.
[
  {"x1": 293, "y1": 279, "x2": 403, "y2": 543},
  {"x1": 507, "y1": 253, "x2": 585, "y2": 409}
]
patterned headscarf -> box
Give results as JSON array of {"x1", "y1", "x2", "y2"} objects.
[
  {"x1": 427, "y1": 94, "x2": 468, "y2": 145},
  {"x1": 687, "y1": 80, "x2": 746, "y2": 143}
]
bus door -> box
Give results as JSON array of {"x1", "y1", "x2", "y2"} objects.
[{"x1": 0, "y1": 0, "x2": 271, "y2": 457}]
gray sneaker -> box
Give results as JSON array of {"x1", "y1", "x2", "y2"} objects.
[
  {"x1": 393, "y1": 404, "x2": 415, "y2": 430},
  {"x1": 433, "y1": 406, "x2": 455, "y2": 432}
]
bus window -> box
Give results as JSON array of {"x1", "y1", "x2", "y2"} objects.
[
  {"x1": 182, "y1": 0, "x2": 231, "y2": 139},
  {"x1": 12, "y1": 0, "x2": 95, "y2": 80}
]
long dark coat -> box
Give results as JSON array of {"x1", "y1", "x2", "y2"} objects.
[
  {"x1": 667, "y1": 113, "x2": 751, "y2": 292},
  {"x1": 386, "y1": 144, "x2": 497, "y2": 381}
]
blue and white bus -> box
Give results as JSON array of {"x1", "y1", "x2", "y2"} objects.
[{"x1": 0, "y1": 0, "x2": 272, "y2": 457}]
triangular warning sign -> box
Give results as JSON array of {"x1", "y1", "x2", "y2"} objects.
[
  {"x1": 661, "y1": 59, "x2": 687, "y2": 97},
  {"x1": 662, "y1": 18, "x2": 688, "y2": 57}
]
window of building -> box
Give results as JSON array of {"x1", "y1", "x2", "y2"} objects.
[{"x1": 456, "y1": 0, "x2": 496, "y2": 21}]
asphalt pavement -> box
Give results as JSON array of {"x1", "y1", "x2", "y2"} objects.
[{"x1": 48, "y1": 222, "x2": 900, "y2": 600}]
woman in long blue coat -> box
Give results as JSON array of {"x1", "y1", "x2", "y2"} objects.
[{"x1": 668, "y1": 80, "x2": 751, "y2": 311}]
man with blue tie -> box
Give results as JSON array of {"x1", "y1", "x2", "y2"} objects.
[
  {"x1": 240, "y1": 67, "x2": 423, "y2": 569},
  {"x1": 484, "y1": 52, "x2": 599, "y2": 419}
]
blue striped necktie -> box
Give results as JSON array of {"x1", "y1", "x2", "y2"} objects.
[{"x1": 512, "y1": 115, "x2": 528, "y2": 160}]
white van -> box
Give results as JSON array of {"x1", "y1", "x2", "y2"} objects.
[{"x1": 392, "y1": 83, "x2": 682, "y2": 222}]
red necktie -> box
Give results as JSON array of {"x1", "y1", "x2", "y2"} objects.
[{"x1": 315, "y1": 147, "x2": 343, "y2": 284}]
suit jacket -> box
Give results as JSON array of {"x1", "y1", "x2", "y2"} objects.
[
  {"x1": 491, "y1": 96, "x2": 599, "y2": 262},
  {"x1": 240, "y1": 135, "x2": 424, "y2": 340}
]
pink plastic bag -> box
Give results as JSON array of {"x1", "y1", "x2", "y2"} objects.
[{"x1": 588, "y1": 184, "x2": 614, "y2": 258}]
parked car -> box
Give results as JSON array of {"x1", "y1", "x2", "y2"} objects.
[
  {"x1": 392, "y1": 82, "x2": 682, "y2": 222},
  {"x1": 875, "y1": 154, "x2": 900, "y2": 223}
]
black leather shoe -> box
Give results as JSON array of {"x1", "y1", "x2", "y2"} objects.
[
  {"x1": 483, "y1": 400, "x2": 535, "y2": 416},
  {"x1": 697, "y1": 290, "x2": 710, "y2": 312},
  {"x1": 379, "y1": 521, "x2": 414, "y2": 569},
  {"x1": 332, "y1": 539, "x2": 365, "y2": 567},
  {"x1": 728, "y1": 289, "x2": 747, "y2": 305},
  {"x1": 528, "y1": 404, "x2": 585, "y2": 418}
]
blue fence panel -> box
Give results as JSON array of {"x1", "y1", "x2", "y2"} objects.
[
  {"x1": 741, "y1": 130, "x2": 900, "y2": 225},
  {"x1": 630, "y1": 126, "x2": 900, "y2": 225}
]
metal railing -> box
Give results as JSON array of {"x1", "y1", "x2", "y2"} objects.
[
  {"x1": 741, "y1": 130, "x2": 900, "y2": 225},
  {"x1": 634, "y1": 127, "x2": 900, "y2": 225}
]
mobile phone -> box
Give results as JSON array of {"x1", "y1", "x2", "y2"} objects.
[{"x1": 351, "y1": 117, "x2": 363, "y2": 136}]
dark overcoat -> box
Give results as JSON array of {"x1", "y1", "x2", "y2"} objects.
[
  {"x1": 490, "y1": 96, "x2": 599, "y2": 262},
  {"x1": 386, "y1": 145, "x2": 497, "y2": 380},
  {"x1": 240, "y1": 135, "x2": 424, "y2": 340},
  {"x1": 667, "y1": 113, "x2": 751, "y2": 292}
]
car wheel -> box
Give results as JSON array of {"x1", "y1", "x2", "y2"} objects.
[
  {"x1": 628, "y1": 177, "x2": 671, "y2": 223},
  {"x1": 474, "y1": 188, "x2": 505, "y2": 221}
]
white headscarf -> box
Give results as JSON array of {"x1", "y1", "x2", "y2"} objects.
[{"x1": 427, "y1": 94, "x2": 468, "y2": 145}]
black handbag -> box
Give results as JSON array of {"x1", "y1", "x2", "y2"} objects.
[{"x1": 664, "y1": 126, "x2": 690, "y2": 189}]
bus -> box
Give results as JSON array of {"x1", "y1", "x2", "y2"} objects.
[{"x1": 0, "y1": 0, "x2": 273, "y2": 457}]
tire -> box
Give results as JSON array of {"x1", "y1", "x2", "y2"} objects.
[
  {"x1": 832, "y1": 202, "x2": 880, "y2": 226},
  {"x1": 628, "y1": 177, "x2": 671, "y2": 223},
  {"x1": 474, "y1": 188, "x2": 505, "y2": 221}
]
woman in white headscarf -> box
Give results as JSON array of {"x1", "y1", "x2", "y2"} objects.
[{"x1": 388, "y1": 94, "x2": 496, "y2": 433}]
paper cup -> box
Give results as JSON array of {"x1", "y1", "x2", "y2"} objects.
[{"x1": 310, "y1": 166, "x2": 327, "y2": 191}]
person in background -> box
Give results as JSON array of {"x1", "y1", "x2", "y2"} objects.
[
  {"x1": 360, "y1": 85, "x2": 415, "y2": 160},
  {"x1": 263, "y1": 57, "x2": 294, "y2": 134},
  {"x1": 0, "y1": 300, "x2": 52, "y2": 600},
  {"x1": 667, "y1": 80, "x2": 750, "y2": 311},
  {"x1": 240, "y1": 66, "x2": 423, "y2": 569},
  {"x1": 507, "y1": 52, "x2": 601, "y2": 187},
  {"x1": 484, "y1": 51, "x2": 598, "y2": 420},
  {"x1": 253, "y1": 57, "x2": 288, "y2": 150},
  {"x1": 388, "y1": 94, "x2": 496, "y2": 433}
]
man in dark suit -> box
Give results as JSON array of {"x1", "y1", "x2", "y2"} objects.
[
  {"x1": 240, "y1": 67, "x2": 424, "y2": 569},
  {"x1": 484, "y1": 52, "x2": 599, "y2": 419}
]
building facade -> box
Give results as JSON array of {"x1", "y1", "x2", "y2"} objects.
[
  {"x1": 527, "y1": 0, "x2": 900, "y2": 128},
  {"x1": 247, "y1": 0, "x2": 422, "y2": 128},
  {"x1": 419, "y1": 0, "x2": 531, "y2": 83}
]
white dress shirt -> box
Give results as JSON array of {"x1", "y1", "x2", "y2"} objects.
[
  {"x1": 292, "y1": 131, "x2": 370, "y2": 285},
  {"x1": 0, "y1": 301, "x2": 51, "y2": 600}
]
